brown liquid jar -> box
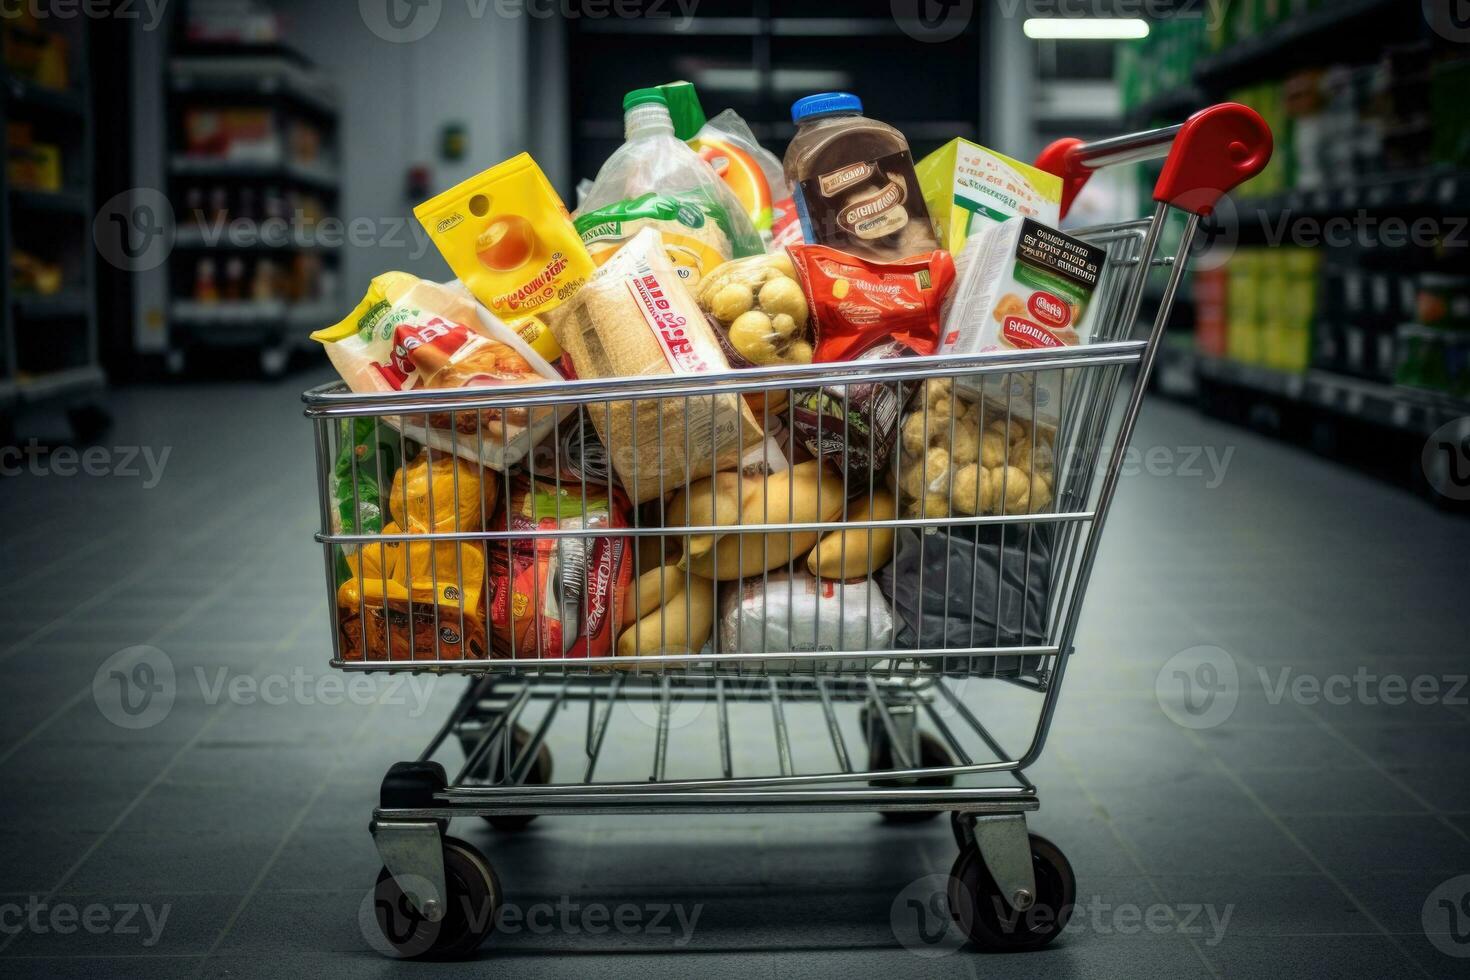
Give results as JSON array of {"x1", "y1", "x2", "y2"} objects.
[{"x1": 783, "y1": 92, "x2": 939, "y2": 262}]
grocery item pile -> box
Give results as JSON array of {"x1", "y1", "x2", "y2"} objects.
[{"x1": 318, "y1": 83, "x2": 1104, "y2": 665}]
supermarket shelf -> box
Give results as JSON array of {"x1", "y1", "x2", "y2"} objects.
[
  {"x1": 0, "y1": 73, "x2": 85, "y2": 115},
  {"x1": 576, "y1": 17, "x2": 926, "y2": 37},
  {"x1": 170, "y1": 299, "x2": 338, "y2": 330},
  {"x1": 12, "y1": 293, "x2": 89, "y2": 319},
  {"x1": 173, "y1": 226, "x2": 339, "y2": 251},
  {"x1": 170, "y1": 155, "x2": 340, "y2": 191},
  {"x1": 1193, "y1": 352, "x2": 1469, "y2": 435},
  {"x1": 1193, "y1": 0, "x2": 1398, "y2": 89},
  {"x1": 170, "y1": 55, "x2": 339, "y2": 116},
  {"x1": 14, "y1": 365, "x2": 106, "y2": 406},
  {"x1": 1227, "y1": 168, "x2": 1470, "y2": 224},
  {"x1": 9, "y1": 187, "x2": 90, "y2": 215}
]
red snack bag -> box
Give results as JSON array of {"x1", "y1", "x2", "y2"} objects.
[
  {"x1": 487, "y1": 477, "x2": 632, "y2": 659},
  {"x1": 787, "y1": 246, "x2": 956, "y2": 363}
]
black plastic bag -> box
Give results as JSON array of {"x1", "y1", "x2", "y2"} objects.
[{"x1": 880, "y1": 522, "x2": 1055, "y2": 681}]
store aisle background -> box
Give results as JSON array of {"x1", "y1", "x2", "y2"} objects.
[{"x1": 0, "y1": 378, "x2": 1467, "y2": 979}]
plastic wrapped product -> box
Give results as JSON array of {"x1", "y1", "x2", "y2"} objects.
[
  {"x1": 880, "y1": 524, "x2": 1054, "y2": 681},
  {"x1": 696, "y1": 251, "x2": 813, "y2": 367},
  {"x1": 486, "y1": 476, "x2": 633, "y2": 660},
  {"x1": 547, "y1": 228, "x2": 764, "y2": 504},
  {"x1": 574, "y1": 89, "x2": 764, "y2": 287},
  {"x1": 311, "y1": 272, "x2": 564, "y2": 470},
  {"x1": 413, "y1": 152, "x2": 594, "y2": 320},
  {"x1": 336, "y1": 452, "x2": 499, "y2": 663},
  {"x1": 691, "y1": 108, "x2": 793, "y2": 242},
  {"x1": 716, "y1": 570, "x2": 893, "y2": 664}
]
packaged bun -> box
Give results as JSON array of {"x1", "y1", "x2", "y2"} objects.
[{"x1": 547, "y1": 228, "x2": 764, "y2": 504}]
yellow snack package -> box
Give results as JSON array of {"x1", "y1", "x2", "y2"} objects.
[{"x1": 414, "y1": 153, "x2": 594, "y2": 320}]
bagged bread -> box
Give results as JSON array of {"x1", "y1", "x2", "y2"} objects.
[{"x1": 548, "y1": 228, "x2": 763, "y2": 503}]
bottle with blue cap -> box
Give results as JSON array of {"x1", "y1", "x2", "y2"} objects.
[{"x1": 784, "y1": 92, "x2": 939, "y2": 262}]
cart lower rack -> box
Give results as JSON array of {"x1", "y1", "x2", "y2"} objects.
[{"x1": 304, "y1": 105, "x2": 1271, "y2": 958}]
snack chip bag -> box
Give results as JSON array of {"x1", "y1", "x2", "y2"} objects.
[{"x1": 415, "y1": 152, "x2": 594, "y2": 320}]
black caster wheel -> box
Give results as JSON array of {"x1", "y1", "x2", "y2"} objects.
[
  {"x1": 863, "y1": 708, "x2": 955, "y2": 824},
  {"x1": 464, "y1": 724, "x2": 552, "y2": 832},
  {"x1": 372, "y1": 836, "x2": 500, "y2": 960},
  {"x1": 948, "y1": 833, "x2": 1075, "y2": 951}
]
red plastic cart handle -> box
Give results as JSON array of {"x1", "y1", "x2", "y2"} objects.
[{"x1": 1034, "y1": 103, "x2": 1273, "y2": 220}]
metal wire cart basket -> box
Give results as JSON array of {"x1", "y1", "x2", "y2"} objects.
[{"x1": 303, "y1": 105, "x2": 1271, "y2": 958}]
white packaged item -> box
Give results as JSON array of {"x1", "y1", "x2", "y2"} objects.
[
  {"x1": 940, "y1": 218, "x2": 1107, "y2": 426},
  {"x1": 717, "y1": 570, "x2": 893, "y2": 665}
]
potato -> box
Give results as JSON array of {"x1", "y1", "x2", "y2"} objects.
[
  {"x1": 899, "y1": 446, "x2": 950, "y2": 500},
  {"x1": 901, "y1": 411, "x2": 931, "y2": 455},
  {"x1": 808, "y1": 490, "x2": 896, "y2": 579},
  {"x1": 988, "y1": 417, "x2": 1028, "y2": 446},
  {"x1": 950, "y1": 425, "x2": 980, "y2": 465},
  {"x1": 766, "y1": 251, "x2": 796, "y2": 280},
  {"x1": 758, "y1": 276, "x2": 808, "y2": 326},
  {"x1": 709, "y1": 283, "x2": 754, "y2": 323},
  {"x1": 951, "y1": 463, "x2": 990, "y2": 516},
  {"x1": 1009, "y1": 438, "x2": 1055, "y2": 478},
  {"x1": 685, "y1": 461, "x2": 844, "y2": 580},
  {"x1": 617, "y1": 574, "x2": 716, "y2": 656},
  {"x1": 770, "y1": 312, "x2": 799, "y2": 341},
  {"x1": 728, "y1": 310, "x2": 781, "y2": 365},
  {"x1": 980, "y1": 430, "x2": 1009, "y2": 468},
  {"x1": 785, "y1": 340, "x2": 814, "y2": 364},
  {"x1": 987, "y1": 467, "x2": 1034, "y2": 514}
]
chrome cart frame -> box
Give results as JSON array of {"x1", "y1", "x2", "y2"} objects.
[{"x1": 303, "y1": 106, "x2": 1271, "y2": 957}]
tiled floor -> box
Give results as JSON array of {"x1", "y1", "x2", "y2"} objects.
[{"x1": 2, "y1": 375, "x2": 1468, "y2": 979}]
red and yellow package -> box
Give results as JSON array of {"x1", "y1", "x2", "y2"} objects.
[
  {"x1": 414, "y1": 153, "x2": 594, "y2": 320},
  {"x1": 787, "y1": 245, "x2": 956, "y2": 362},
  {"x1": 487, "y1": 477, "x2": 633, "y2": 660}
]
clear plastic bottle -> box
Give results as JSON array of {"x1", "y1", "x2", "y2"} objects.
[
  {"x1": 575, "y1": 88, "x2": 763, "y2": 285},
  {"x1": 783, "y1": 92, "x2": 938, "y2": 262}
]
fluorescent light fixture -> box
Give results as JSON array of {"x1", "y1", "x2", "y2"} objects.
[{"x1": 1023, "y1": 18, "x2": 1150, "y2": 40}]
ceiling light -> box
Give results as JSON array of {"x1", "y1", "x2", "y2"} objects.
[{"x1": 1023, "y1": 18, "x2": 1150, "y2": 40}]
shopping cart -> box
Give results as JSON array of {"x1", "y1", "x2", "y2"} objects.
[{"x1": 303, "y1": 104, "x2": 1270, "y2": 958}]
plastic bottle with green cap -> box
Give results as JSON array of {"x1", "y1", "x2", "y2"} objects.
[
  {"x1": 573, "y1": 87, "x2": 763, "y2": 285},
  {"x1": 657, "y1": 80, "x2": 707, "y2": 141}
]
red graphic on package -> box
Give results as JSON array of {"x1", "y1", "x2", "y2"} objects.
[{"x1": 486, "y1": 477, "x2": 632, "y2": 659}]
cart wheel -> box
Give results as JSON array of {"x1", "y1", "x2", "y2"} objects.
[
  {"x1": 948, "y1": 833, "x2": 1075, "y2": 952},
  {"x1": 468, "y1": 724, "x2": 552, "y2": 832},
  {"x1": 866, "y1": 721, "x2": 956, "y2": 824},
  {"x1": 372, "y1": 836, "x2": 500, "y2": 960}
]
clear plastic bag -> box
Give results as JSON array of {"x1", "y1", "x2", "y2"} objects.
[{"x1": 574, "y1": 90, "x2": 764, "y2": 287}]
